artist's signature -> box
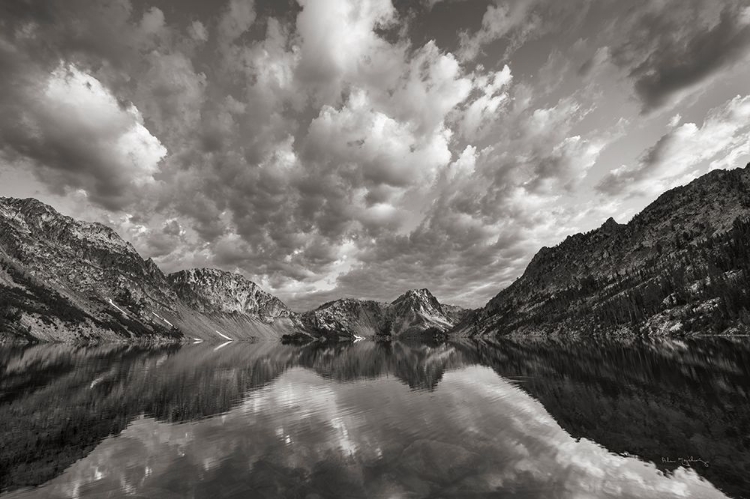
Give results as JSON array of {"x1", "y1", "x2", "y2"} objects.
[{"x1": 661, "y1": 456, "x2": 709, "y2": 468}]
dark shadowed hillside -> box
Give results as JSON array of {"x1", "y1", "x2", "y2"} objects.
[{"x1": 454, "y1": 164, "x2": 750, "y2": 338}]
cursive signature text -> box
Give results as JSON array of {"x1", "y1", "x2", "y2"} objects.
[{"x1": 661, "y1": 456, "x2": 709, "y2": 468}]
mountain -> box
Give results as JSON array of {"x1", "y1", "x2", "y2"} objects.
[
  {"x1": 388, "y1": 289, "x2": 456, "y2": 334},
  {"x1": 0, "y1": 198, "x2": 298, "y2": 342},
  {"x1": 0, "y1": 197, "x2": 181, "y2": 342},
  {"x1": 301, "y1": 288, "x2": 467, "y2": 339},
  {"x1": 454, "y1": 164, "x2": 750, "y2": 337},
  {"x1": 168, "y1": 268, "x2": 291, "y2": 322},
  {"x1": 0, "y1": 197, "x2": 463, "y2": 343},
  {"x1": 9, "y1": 163, "x2": 748, "y2": 343}
]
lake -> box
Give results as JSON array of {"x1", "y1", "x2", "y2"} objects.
[{"x1": 0, "y1": 338, "x2": 748, "y2": 498}]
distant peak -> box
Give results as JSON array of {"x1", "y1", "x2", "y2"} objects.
[
  {"x1": 392, "y1": 288, "x2": 441, "y2": 308},
  {"x1": 399, "y1": 288, "x2": 435, "y2": 299}
]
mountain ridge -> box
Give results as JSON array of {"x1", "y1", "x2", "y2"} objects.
[
  {"x1": 0, "y1": 197, "x2": 463, "y2": 342},
  {"x1": 453, "y1": 164, "x2": 750, "y2": 337}
]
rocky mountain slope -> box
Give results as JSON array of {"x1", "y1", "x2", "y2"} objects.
[
  {"x1": 0, "y1": 197, "x2": 463, "y2": 343},
  {"x1": 301, "y1": 288, "x2": 467, "y2": 339},
  {"x1": 0, "y1": 198, "x2": 299, "y2": 342},
  {"x1": 168, "y1": 268, "x2": 292, "y2": 322},
  {"x1": 454, "y1": 164, "x2": 750, "y2": 337}
]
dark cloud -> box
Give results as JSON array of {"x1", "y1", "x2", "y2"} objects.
[{"x1": 610, "y1": 1, "x2": 750, "y2": 112}]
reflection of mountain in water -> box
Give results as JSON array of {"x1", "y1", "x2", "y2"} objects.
[
  {"x1": 0, "y1": 341, "x2": 465, "y2": 490},
  {"x1": 1, "y1": 339, "x2": 749, "y2": 498},
  {"x1": 456, "y1": 338, "x2": 750, "y2": 499}
]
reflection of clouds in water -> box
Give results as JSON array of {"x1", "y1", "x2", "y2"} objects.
[{"x1": 6, "y1": 366, "x2": 728, "y2": 499}]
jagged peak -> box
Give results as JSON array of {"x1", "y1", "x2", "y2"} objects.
[
  {"x1": 391, "y1": 288, "x2": 438, "y2": 305},
  {"x1": 170, "y1": 267, "x2": 257, "y2": 286},
  {"x1": 392, "y1": 288, "x2": 443, "y2": 313}
]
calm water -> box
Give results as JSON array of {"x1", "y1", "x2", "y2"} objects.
[{"x1": 1, "y1": 338, "x2": 749, "y2": 499}]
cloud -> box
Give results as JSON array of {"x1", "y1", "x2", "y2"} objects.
[
  {"x1": 306, "y1": 89, "x2": 452, "y2": 190},
  {"x1": 2, "y1": 0, "x2": 749, "y2": 312},
  {"x1": 384, "y1": 41, "x2": 473, "y2": 135},
  {"x1": 139, "y1": 7, "x2": 165, "y2": 36},
  {"x1": 609, "y1": 1, "x2": 750, "y2": 112},
  {"x1": 458, "y1": 1, "x2": 535, "y2": 61},
  {"x1": 456, "y1": 0, "x2": 592, "y2": 63},
  {"x1": 135, "y1": 52, "x2": 207, "y2": 143},
  {"x1": 188, "y1": 21, "x2": 209, "y2": 43},
  {"x1": 597, "y1": 94, "x2": 750, "y2": 196},
  {"x1": 218, "y1": 0, "x2": 256, "y2": 45},
  {"x1": 1, "y1": 64, "x2": 166, "y2": 210},
  {"x1": 458, "y1": 65, "x2": 512, "y2": 139},
  {"x1": 295, "y1": 0, "x2": 401, "y2": 105}
]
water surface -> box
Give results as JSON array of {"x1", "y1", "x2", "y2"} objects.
[{"x1": 1, "y1": 338, "x2": 748, "y2": 498}]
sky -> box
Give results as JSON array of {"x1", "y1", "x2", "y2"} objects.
[{"x1": 1, "y1": 0, "x2": 749, "y2": 311}]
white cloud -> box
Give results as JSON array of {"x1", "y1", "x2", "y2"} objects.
[
  {"x1": 33, "y1": 64, "x2": 166, "y2": 201},
  {"x1": 139, "y1": 7, "x2": 165, "y2": 36},
  {"x1": 447, "y1": 145, "x2": 477, "y2": 181},
  {"x1": 459, "y1": 65, "x2": 512, "y2": 139},
  {"x1": 306, "y1": 88, "x2": 452, "y2": 191},
  {"x1": 384, "y1": 41, "x2": 474, "y2": 135},
  {"x1": 598, "y1": 94, "x2": 750, "y2": 196},
  {"x1": 188, "y1": 20, "x2": 208, "y2": 43},
  {"x1": 295, "y1": 0, "x2": 401, "y2": 104}
]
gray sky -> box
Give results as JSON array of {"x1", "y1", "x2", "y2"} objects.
[{"x1": 1, "y1": 0, "x2": 749, "y2": 311}]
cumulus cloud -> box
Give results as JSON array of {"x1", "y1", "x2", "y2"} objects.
[
  {"x1": 1, "y1": 64, "x2": 166, "y2": 210},
  {"x1": 306, "y1": 89, "x2": 452, "y2": 190},
  {"x1": 385, "y1": 41, "x2": 473, "y2": 135},
  {"x1": 295, "y1": 0, "x2": 401, "y2": 105},
  {"x1": 135, "y1": 52, "x2": 207, "y2": 142}
]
